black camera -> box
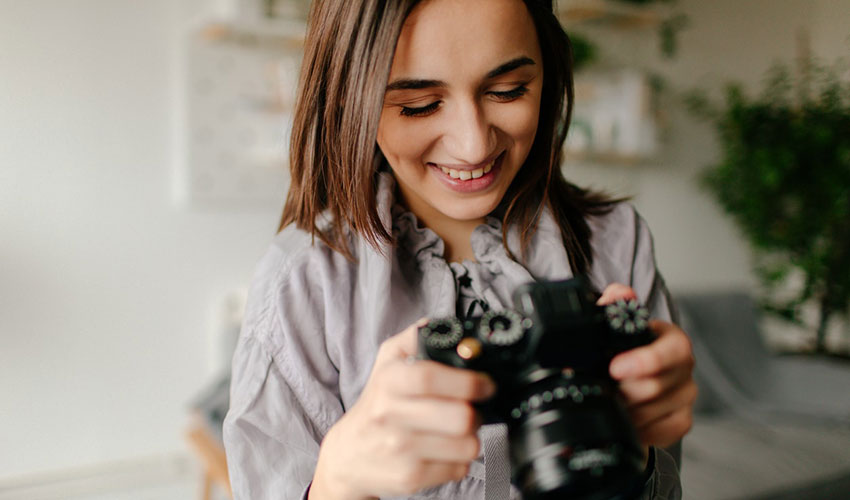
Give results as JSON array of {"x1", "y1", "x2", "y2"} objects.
[{"x1": 417, "y1": 278, "x2": 654, "y2": 500}]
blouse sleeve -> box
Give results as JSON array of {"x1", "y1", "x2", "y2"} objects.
[
  {"x1": 629, "y1": 208, "x2": 677, "y2": 326},
  {"x1": 223, "y1": 245, "x2": 344, "y2": 500},
  {"x1": 629, "y1": 208, "x2": 684, "y2": 499},
  {"x1": 589, "y1": 203, "x2": 684, "y2": 499}
]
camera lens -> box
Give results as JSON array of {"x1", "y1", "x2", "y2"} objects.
[{"x1": 506, "y1": 371, "x2": 646, "y2": 500}]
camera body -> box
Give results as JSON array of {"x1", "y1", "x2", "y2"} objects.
[{"x1": 417, "y1": 278, "x2": 654, "y2": 500}]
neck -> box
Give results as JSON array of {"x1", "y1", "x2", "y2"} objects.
[
  {"x1": 437, "y1": 218, "x2": 482, "y2": 263},
  {"x1": 400, "y1": 198, "x2": 484, "y2": 263}
]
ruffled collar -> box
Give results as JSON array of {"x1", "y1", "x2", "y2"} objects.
[
  {"x1": 380, "y1": 171, "x2": 511, "y2": 267},
  {"x1": 376, "y1": 170, "x2": 575, "y2": 288}
]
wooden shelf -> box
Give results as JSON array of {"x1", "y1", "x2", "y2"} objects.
[
  {"x1": 198, "y1": 18, "x2": 306, "y2": 46},
  {"x1": 558, "y1": 0, "x2": 663, "y2": 29}
]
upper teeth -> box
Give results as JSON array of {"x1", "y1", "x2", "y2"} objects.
[{"x1": 440, "y1": 160, "x2": 495, "y2": 181}]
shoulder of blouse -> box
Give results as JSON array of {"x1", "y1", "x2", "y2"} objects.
[
  {"x1": 238, "y1": 222, "x2": 359, "y2": 344},
  {"x1": 586, "y1": 201, "x2": 642, "y2": 242},
  {"x1": 584, "y1": 201, "x2": 660, "y2": 293}
]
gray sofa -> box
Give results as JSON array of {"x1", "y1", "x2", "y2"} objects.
[{"x1": 675, "y1": 292, "x2": 850, "y2": 499}]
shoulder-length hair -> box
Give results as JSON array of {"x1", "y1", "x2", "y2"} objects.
[{"x1": 280, "y1": 0, "x2": 619, "y2": 276}]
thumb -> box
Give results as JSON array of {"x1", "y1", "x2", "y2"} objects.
[
  {"x1": 375, "y1": 317, "x2": 429, "y2": 365},
  {"x1": 596, "y1": 283, "x2": 638, "y2": 306}
]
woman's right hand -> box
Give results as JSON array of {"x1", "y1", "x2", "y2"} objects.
[{"x1": 308, "y1": 319, "x2": 497, "y2": 500}]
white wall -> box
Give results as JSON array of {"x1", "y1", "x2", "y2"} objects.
[
  {"x1": 0, "y1": 0, "x2": 280, "y2": 480},
  {"x1": 0, "y1": 0, "x2": 847, "y2": 484}
]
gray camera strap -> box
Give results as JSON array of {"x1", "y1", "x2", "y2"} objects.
[{"x1": 482, "y1": 423, "x2": 511, "y2": 500}]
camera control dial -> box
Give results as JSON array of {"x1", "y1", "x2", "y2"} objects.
[
  {"x1": 605, "y1": 299, "x2": 650, "y2": 335},
  {"x1": 478, "y1": 309, "x2": 528, "y2": 346},
  {"x1": 421, "y1": 318, "x2": 464, "y2": 350}
]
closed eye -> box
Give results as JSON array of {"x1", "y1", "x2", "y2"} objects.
[
  {"x1": 488, "y1": 84, "x2": 529, "y2": 102},
  {"x1": 400, "y1": 101, "x2": 441, "y2": 117},
  {"x1": 399, "y1": 83, "x2": 529, "y2": 118}
]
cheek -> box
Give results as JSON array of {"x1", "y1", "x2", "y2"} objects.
[
  {"x1": 495, "y1": 101, "x2": 540, "y2": 149},
  {"x1": 377, "y1": 112, "x2": 433, "y2": 166}
]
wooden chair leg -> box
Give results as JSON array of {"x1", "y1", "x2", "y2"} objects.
[{"x1": 201, "y1": 472, "x2": 213, "y2": 500}]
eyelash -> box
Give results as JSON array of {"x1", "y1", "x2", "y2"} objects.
[{"x1": 399, "y1": 85, "x2": 530, "y2": 117}]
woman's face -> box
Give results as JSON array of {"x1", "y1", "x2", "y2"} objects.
[{"x1": 377, "y1": 0, "x2": 543, "y2": 228}]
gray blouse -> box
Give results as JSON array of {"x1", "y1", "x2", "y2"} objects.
[{"x1": 223, "y1": 171, "x2": 683, "y2": 499}]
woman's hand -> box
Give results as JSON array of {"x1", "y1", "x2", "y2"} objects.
[
  {"x1": 309, "y1": 319, "x2": 496, "y2": 500},
  {"x1": 598, "y1": 284, "x2": 697, "y2": 449}
]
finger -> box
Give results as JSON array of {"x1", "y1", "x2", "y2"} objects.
[
  {"x1": 596, "y1": 283, "x2": 637, "y2": 305},
  {"x1": 385, "y1": 461, "x2": 470, "y2": 496},
  {"x1": 635, "y1": 405, "x2": 694, "y2": 448},
  {"x1": 376, "y1": 318, "x2": 430, "y2": 365},
  {"x1": 396, "y1": 432, "x2": 480, "y2": 462},
  {"x1": 374, "y1": 397, "x2": 482, "y2": 436},
  {"x1": 610, "y1": 320, "x2": 694, "y2": 379},
  {"x1": 618, "y1": 365, "x2": 692, "y2": 406},
  {"x1": 385, "y1": 360, "x2": 497, "y2": 402},
  {"x1": 628, "y1": 379, "x2": 698, "y2": 429}
]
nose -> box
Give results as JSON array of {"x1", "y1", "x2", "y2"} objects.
[{"x1": 441, "y1": 99, "x2": 496, "y2": 165}]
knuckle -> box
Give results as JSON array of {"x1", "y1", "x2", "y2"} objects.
[
  {"x1": 390, "y1": 433, "x2": 411, "y2": 455},
  {"x1": 455, "y1": 404, "x2": 479, "y2": 434},
  {"x1": 386, "y1": 432, "x2": 410, "y2": 455},
  {"x1": 675, "y1": 409, "x2": 694, "y2": 436},
  {"x1": 411, "y1": 365, "x2": 436, "y2": 395},
  {"x1": 397, "y1": 463, "x2": 426, "y2": 493},
  {"x1": 367, "y1": 397, "x2": 392, "y2": 425},
  {"x1": 643, "y1": 378, "x2": 664, "y2": 400},
  {"x1": 644, "y1": 348, "x2": 663, "y2": 373},
  {"x1": 462, "y1": 374, "x2": 480, "y2": 399},
  {"x1": 676, "y1": 335, "x2": 695, "y2": 364},
  {"x1": 455, "y1": 462, "x2": 471, "y2": 480},
  {"x1": 685, "y1": 381, "x2": 699, "y2": 405},
  {"x1": 463, "y1": 435, "x2": 481, "y2": 460},
  {"x1": 375, "y1": 340, "x2": 396, "y2": 364},
  {"x1": 687, "y1": 346, "x2": 697, "y2": 370}
]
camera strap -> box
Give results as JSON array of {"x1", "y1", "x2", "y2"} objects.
[{"x1": 482, "y1": 423, "x2": 511, "y2": 500}]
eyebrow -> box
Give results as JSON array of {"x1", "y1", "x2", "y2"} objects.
[{"x1": 385, "y1": 56, "x2": 536, "y2": 92}]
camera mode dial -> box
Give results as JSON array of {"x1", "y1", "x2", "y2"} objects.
[
  {"x1": 478, "y1": 309, "x2": 528, "y2": 346},
  {"x1": 605, "y1": 299, "x2": 650, "y2": 335},
  {"x1": 421, "y1": 317, "x2": 464, "y2": 350}
]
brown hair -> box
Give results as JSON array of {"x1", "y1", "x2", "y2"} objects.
[{"x1": 280, "y1": 0, "x2": 620, "y2": 276}]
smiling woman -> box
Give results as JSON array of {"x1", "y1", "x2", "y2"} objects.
[
  {"x1": 377, "y1": 1, "x2": 544, "y2": 262},
  {"x1": 281, "y1": 0, "x2": 622, "y2": 274},
  {"x1": 223, "y1": 0, "x2": 695, "y2": 499}
]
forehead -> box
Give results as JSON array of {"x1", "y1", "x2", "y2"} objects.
[{"x1": 390, "y1": 0, "x2": 541, "y2": 80}]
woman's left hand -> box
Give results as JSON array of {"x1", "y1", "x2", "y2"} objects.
[{"x1": 598, "y1": 283, "x2": 697, "y2": 449}]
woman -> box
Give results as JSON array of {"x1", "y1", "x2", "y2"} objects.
[{"x1": 224, "y1": 0, "x2": 696, "y2": 499}]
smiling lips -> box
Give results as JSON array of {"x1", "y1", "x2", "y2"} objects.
[
  {"x1": 433, "y1": 153, "x2": 500, "y2": 181},
  {"x1": 438, "y1": 159, "x2": 495, "y2": 181}
]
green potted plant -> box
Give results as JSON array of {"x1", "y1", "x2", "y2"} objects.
[{"x1": 687, "y1": 59, "x2": 850, "y2": 356}]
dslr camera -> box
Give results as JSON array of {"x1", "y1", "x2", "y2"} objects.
[{"x1": 417, "y1": 278, "x2": 654, "y2": 500}]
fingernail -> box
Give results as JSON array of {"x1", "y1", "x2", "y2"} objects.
[{"x1": 416, "y1": 317, "x2": 429, "y2": 327}]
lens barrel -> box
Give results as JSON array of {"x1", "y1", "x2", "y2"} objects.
[{"x1": 507, "y1": 371, "x2": 646, "y2": 500}]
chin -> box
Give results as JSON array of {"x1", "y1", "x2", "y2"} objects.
[{"x1": 438, "y1": 196, "x2": 503, "y2": 222}]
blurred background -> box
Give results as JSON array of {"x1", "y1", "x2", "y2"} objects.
[{"x1": 1, "y1": 0, "x2": 848, "y2": 499}]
